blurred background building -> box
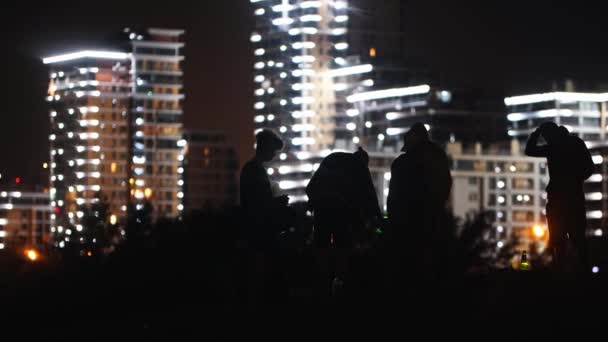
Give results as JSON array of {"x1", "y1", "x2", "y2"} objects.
[{"x1": 183, "y1": 130, "x2": 238, "y2": 211}]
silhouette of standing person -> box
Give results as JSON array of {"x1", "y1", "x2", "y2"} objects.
[
  {"x1": 240, "y1": 129, "x2": 291, "y2": 309},
  {"x1": 306, "y1": 147, "x2": 381, "y2": 296},
  {"x1": 386, "y1": 123, "x2": 452, "y2": 294},
  {"x1": 525, "y1": 122, "x2": 593, "y2": 272}
]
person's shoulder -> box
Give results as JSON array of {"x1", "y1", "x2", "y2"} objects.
[
  {"x1": 391, "y1": 153, "x2": 408, "y2": 167},
  {"x1": 241, "y1": 159, "x2": 263, "y2": 174},
  {"x1": 571, "y1": 135, "x2": 587, "y2": 145}
]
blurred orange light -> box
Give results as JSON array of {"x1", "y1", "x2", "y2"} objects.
[
  {"x1": 532, "y1": 225, "x2": 546, "y2": 238},
  {"x1": 86, "y1": 251, "x2": 92, "y2": 257},
  {"x1": 26, "y1": 249, "x2": 38, "y2": 262}
]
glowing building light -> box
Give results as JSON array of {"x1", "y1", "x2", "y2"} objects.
[
  {"x1": 386, "y1": 128, "x2": 407, "y2": 136},
  {"x1": 292, "y1": 124, "x2": 315, "y2": 132},
  {"x1": 334, "y1": 42, "x2": 349, "y2": 50},
  {"x1": 254, "y1": 102, "x2": 266, "y2": 110},
  {"x1": 333, "y1": 1, "x2": 347, "y2": 9},
  {"x1": 292, "y1": 42, "x2": 316, "y2": 49},
  {"x1": 346, "y1": 109, "x2": 360, "y2": 117},
  {"x1": 254, "y1": 48, "x2": 265, "y2": 56},
  {"x1": 334, "y1": 15, "x2": 348, "y2": 22},
  {"x1": 43, "y1": 50, "x2": 129, "y2": 64},
  {"x1": 328, "y1": 64, "x2": 373, "y2": 78},
  {"x1": 292, "y1": 137, "x2": 316, "y2": 145},
  {"x1": 292, "y1": 55, "x2": 316, "y2": 63},
  {"x1": 347, "y1": 85, "x2": 431, "y2": 103},
  {"x1": 300, "y1": 14, "x2": 322, "y2": 22},
  {"x1": 301, "y1": 0, "x2": 321, "y2": 8},
  {"x1": 587, "y1": 210, "x2": 603, "y2": 219},
  {"x1": 273, "y1": 17, "x2": 294, "y2": 26},
  {"x1": 386, "y1": 112, "x2": 402, "y2": 121},
  {"x1": 593, "y1": 155, "x2": 603, "y2": 165}
]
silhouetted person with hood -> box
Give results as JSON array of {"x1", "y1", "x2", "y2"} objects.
[
  {"x1": 386, "y1": 123, "x2": 452, "y2": 293},
  {"x1": 240, "y1": 129, "x2": 291, "y2": 309},
  {"x1": 525, "y1": 122, "x2": 593, "y2": 272},
  {"x1": 306, "y1": 147, "x2": 381, "y2": 296}
]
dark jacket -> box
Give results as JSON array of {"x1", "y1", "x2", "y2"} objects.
[
  {"x1": 387, "y1": 140, "x2": 452, "y2": 227},
  {"x1": 306, "y1": 152, "x2": 380, "y2": 221}
]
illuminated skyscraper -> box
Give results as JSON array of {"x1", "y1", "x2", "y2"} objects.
[
  {"x1": 43, "y1": 28, "x2": 185, "y2": 247},
  {"x1": 251, "y1": 0, "x2": 374, "y2": 200}
]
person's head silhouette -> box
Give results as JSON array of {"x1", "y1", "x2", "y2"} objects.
[
  {"x1": 539, "y1": 122, "x2": 560, "y2": 145},
  {"x1": 255, "y1": 129, "x2": 283, "y2": 162},
  {"x1": 354, "y1": 146, "x2": 369, "y2": 166},
  {"x1": 402, "y1": 122, "x2": 429, "y2": 152}
]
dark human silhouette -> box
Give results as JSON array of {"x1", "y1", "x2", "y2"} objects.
[
  {"x1": 239, "y1": 129, "x2": 292, "y2": 309},
  {"x1": 306, "y1": 147, "x2": 381, "y2": 296},
  {"x1": 525, "y1": 122, "x2": 594, "y2": 272},
  {"x1": 386, "y1": 122, "x2": 452, "y2": 292}
]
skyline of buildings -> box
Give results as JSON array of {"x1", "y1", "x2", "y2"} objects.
[
  {"x1": 0, "y1": 4, "x2": 605, "y2": 256},
  {"x1": 248, "y1": 1, "x2": 606, "y2": 253}
]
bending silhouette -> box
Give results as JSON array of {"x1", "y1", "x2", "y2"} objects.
[
  {"x1": 306, "y1": 147, "x2": 381, "y2": 296},
  {"x1": 525, "y1": 122, "x2": 593, "y2": 272},
  {"x1": 386, "y1": 122, "x2": 452, "y2": 291}
]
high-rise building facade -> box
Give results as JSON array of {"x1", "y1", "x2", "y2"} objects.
[
  {"x1": 505, "y1": 90, "x2": 608, "y2": 142},
  {"x1": 43, "y1": 28, "x2": 185, "y2": 247},
  {"x1": 251, "y1": 0, "x2": 374, "y2": 200},
  {"x1": 183, "y1": 130, "x2": 239, "y2": 211}
]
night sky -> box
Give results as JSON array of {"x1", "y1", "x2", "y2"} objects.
[{"x1": 1, "y1": 0, "x2": 608, "y2": 187}]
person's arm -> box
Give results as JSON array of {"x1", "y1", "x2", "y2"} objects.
[{"x1": 525, "y1": 128, "x2": 548, "y2": 157}]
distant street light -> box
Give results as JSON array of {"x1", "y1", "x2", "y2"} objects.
[
  {"x1": 25, "y1": 249, "x2": 38, "y2": 262},
  {"x1": 532, "y1": 225, "x2": 546, "y2": 238}
]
